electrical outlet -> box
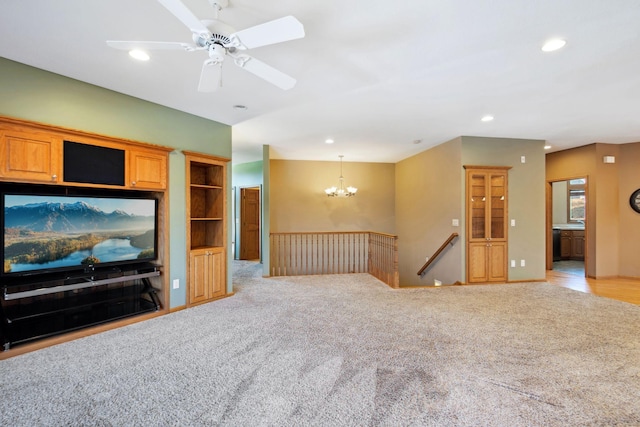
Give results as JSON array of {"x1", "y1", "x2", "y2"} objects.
[
  {"x1": 511, "y1": 260, "x2": 516, "y2": 268},
  {"x1": 521, "y1": 155, "x2": 526, "y2": 163},
  {"x1": 511, "y1": 219, "x2": 516, "y2": 227},
  {"x1": 520, "y1": 259, "x2": 525, "y2": 267},
  {"x1": 452, "y1": 219, "x2": 459, "y2": 227},
  {"x1": 434, "y1": 279, "x2": 442, "y2": 287},
  {"x1": 172, "y1": 279, "x2": 179, "y2": 289}
]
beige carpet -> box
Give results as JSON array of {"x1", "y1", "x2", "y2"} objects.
[{"x1": 1, "y1": 261, "x2": 639, "y2": 426}]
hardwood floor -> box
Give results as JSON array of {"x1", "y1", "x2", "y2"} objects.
[{"x1": 546, "y1": 265, "x2": 640, "y2": 306}]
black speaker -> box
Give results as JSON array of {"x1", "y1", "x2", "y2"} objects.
[{"x1": 63, "y1": 141, "x2": 125, "y2": 186}]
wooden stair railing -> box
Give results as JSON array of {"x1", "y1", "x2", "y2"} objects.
[
  {"x1": 417, "y1": 233, "x2": 459, "y2": 276},
  {"x1": 269, "y1": 231, "x2": 399, "y2": 288}
]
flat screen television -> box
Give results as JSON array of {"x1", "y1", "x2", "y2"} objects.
[{"x1": 2, "y1": 191, "x2": 157, "y2": 278}]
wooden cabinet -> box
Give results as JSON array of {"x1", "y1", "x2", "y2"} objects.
[
  {"x1": 185, "y1": 151, "x2": 229, "y2": 306},
  {"x1": 465, "y1": 166, "x2": 510, "y2": 283},
  {"x1": 468, "y1": 242, "x2": 507, "y2": 282},
  {"x1": 0, "y1": 116, "x2": 172, "y2": 357},
  {"x1": 560, "y1": 231, "x2": 572, "y2": 258},
  {"x1": 129, "y1": 149, "x2": 167, "y2": 190},
  {"x1": 189, "y1": 248, "x2": 225, "y2": 304},
  {"x1": 0, "y1": 116, "x2": 169, "y2": 190},
  {"x1": 0, "y1": 128, "x2": 61, "y2": 183},
  {"x1": 572, "y1": 230, "x2": 585, "y2": 259},
  {"x1": 559, "y1": 229, "x2": 585, "y2": 260}
]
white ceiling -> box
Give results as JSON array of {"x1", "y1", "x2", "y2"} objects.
[{"x1": 1, "y1": 0, "x2": 640, "y2": 164}]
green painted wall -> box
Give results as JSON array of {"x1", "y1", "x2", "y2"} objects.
[
  {"x1": 0, "y1": 58, "x2": 232, "y2": 308},
  {"x1": 231, "y1": 160, "x2": 264, "y2": 260},
  {"x1": 262, "y1": 145, "x2": 271, "y2": 277}
]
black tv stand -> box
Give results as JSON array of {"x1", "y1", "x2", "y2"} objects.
[{"x1": 1, "y1": 264, "x2": 161, "y2": 351}]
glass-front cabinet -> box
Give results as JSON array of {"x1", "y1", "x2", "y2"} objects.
[{"x1": 465, "y1": 166, "x2": 510, "y2": 283}]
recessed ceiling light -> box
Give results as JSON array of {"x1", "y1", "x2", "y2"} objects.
[
  {"x1": 233, "y1": 105, "x2": 247, "y2": 110},
  {"x1": 544, "y1": 145, "x2": 552, "y2": 150},
  {"x1": 128, "y1": 49, "x2": 150, "y2": 61},
  {"x1": 325, "y1": 139, "x2": 334, "y2": 144},
  {"x1": 481, "y1": 115, "x2": 494, "y2": 122},
  {"x1": 541, "y1": 38, "x2": 566, "y2": 52}
]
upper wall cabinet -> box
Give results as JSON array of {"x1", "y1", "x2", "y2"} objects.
[
  {"x1": 129, "y1": 149, "x2": 168, "y2": 190},
  {"x1": 0, "y1": 127, "x2": 61, "y2": 184},
  {"x1": 0, "y1": 116, "x2": 172, "y2": 190}
]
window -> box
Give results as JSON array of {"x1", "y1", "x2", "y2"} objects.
[{"x1": 568, "y1": 178, "x2": 586, "y2": 222}]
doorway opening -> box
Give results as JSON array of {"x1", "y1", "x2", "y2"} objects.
[{"x1": 548, "y1": 178, "x2": 587, "y2": 277}]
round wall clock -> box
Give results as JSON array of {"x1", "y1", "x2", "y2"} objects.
[{"x1": 630, "y1": 189, "x2": 640, "y2": 213}]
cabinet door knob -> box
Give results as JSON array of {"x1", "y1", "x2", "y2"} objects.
[
  {"x1": 131, "y1": 181, "x2": 136, "y2": 186},
  {"x1": 51, "y1": 174, "x2": 57, "y2": 181}
]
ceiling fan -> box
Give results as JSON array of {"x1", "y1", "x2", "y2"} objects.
[{"x1": 107, "y1": 0, "x2": 305, "y2": 91}]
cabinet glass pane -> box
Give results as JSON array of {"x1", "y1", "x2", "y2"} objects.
[
  {"x1": 490, "y1": 174, "x2": 505, "y2": 239},
  {"x1": 470, "y1": 174, "x2": 486, "y2": 239}
]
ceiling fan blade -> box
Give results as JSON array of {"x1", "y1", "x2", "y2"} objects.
[
  {"x1": 234, "y1": 55, "x2": 296, "y2": 90},
  {"x1": 198, "y1": 59, "x2": 223, "y2": 92},
  {"x1": 157, "y1": 0, "x2": 211, "y2": 38},
  {"x1": 230, "y1": 16, "x2": 304, "y2": 50},
  {"x1": 106, "y1": 40, "x2": 197, "y2": 51}
]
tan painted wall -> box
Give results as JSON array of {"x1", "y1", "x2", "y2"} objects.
[
  {"x1": 396, "y1": 138, "x2": 463, "y2": 286},
  {"x1": 546, "y1": 144, "x2": 597, "y2": 276},
  {"x1": 545, "y1": 142, "x2": 640, "y2": 279},
  {"x1": 617, "y1": 142, "x2": 640, "y2": 277},
  {"x1": 461, "y1": 136, "x2": 547, "y2": 282},
  {"x1": 269, "y1": 160, "x2": 395, "y2": 233},
  {"x1": 270, "y1": 137, "x2": 547, "y2": 285},
  {"x1": 594, "y1": 144, "x2": 621, "y2": 277}
]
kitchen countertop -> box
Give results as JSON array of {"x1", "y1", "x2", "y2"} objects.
[{"x1": 553, "y1": 224, "x2": 585, "y2": 231}]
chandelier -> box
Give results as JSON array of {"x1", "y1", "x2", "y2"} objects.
[{"x1": 325, "y1": 155, "x2": 357, "y2": 197}]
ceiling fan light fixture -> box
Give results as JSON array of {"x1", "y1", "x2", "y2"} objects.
[
  {"x1": 109, "y1": 0, "x2": 305, "y2": 92},
  {"x1": 128, "y1": 49, "x2": 150, "y2": 61},
  {"x1": 481, "y1": 115, "x2": 494, "y2": 122}
]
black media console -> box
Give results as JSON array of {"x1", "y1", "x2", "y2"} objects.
[{"x1": 0, "y1": 263, "x2": 161, "y2": 351}]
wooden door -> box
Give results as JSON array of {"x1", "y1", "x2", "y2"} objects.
[
  {"x1": 560, "y1": 231, "x2": 572, "y2": 259},
  {"x1": 208, "y1": 248, "x2": 225, "y2": 298},
  {"x1": 189, "y1": 249, "x2": 211, "y2": 304},
  {"x1": 487, "y1": 242, "x2": 507, "y2": 282},
  {"x1": 240, "y1": 187, "x2": 260, "y2": 260}
]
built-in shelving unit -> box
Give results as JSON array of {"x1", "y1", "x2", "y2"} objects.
[
  {"x1": 465, "y1": 166, "x2": 510, "y2": 283},
  {"x1": 184, "y1": 151, "x2": 229, "y2": 306},
  {"x1": 0, "y1": 115, "x2": 171, "y2": 357}
]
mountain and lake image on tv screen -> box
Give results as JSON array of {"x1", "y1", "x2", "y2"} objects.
[{"x1": 3, "y1": 194, "x2": 157, "y2": 275}]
